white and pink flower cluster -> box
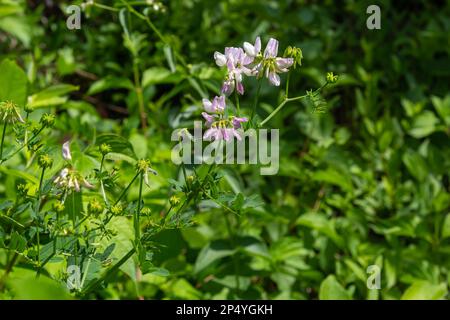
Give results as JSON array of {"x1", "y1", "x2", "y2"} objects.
[
  {"x1": 214, "y1": 37, "x2": 294, "y2": 95},
  {"x1": 201, "y1": 95, "x2": 248, "y2": 141}
]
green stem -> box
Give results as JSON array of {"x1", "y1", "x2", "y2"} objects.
[
  {"x1": 80, "y1": 247, "x2": 136, "y2": 297},
  {"x1": 135, "y1": 173, "x2": 144, "y2": 246},
  {"x1": 1, "y1": 126, "x2": 44, "y2": 164},
  {"x1": 260, "y1": 82, "x2": 329, "y2": 127},
  {"x1": 259, "y1": 99, "x2": 289, "y2": 127},
  {"x1": 0, "y1": 121, "x2": 7, "y2": 161},
  {"x1": 99, "y1": 155, "x2": 109, "y2": 205},
  {"x1": 118, "y1": 0, "x2": 188, "y2": 68},
  {"x1": 35, "y1": 167, "x2": 46, "y2": 271},
  {"x1": 223, "y1": 211, "x2": 240, "y2": 297},
  {"x1": 93, "y1": 2, "x2": 119, "y2": 12},
  {"x1": 133, "y1": 60, "x2": 147, "y2": 130},
  {"x1": 115, "y1": 172, "x2": 139, "y2": 205},
  {"x1": 234, "y1": 92, "x2": 241, "y2": 116},
  {"x1": 285, "y1": 72, "x2": 291, "y2": 98},
  {"x1": 249, "y1": 80, "x2": 262, "y2": 127}
]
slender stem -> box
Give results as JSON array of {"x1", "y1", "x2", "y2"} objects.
[
  {"x1": 181, "y1": 163, "x2": 188, "y2": 189},
  {"x1": 0, "y1": 121, "x2": 7, "y2": 161},
  {"x1": 234, "y1": 92, "x2": 241, "y2": 116},
  {"x1": 99, "y1": 155, "x2": 109, "y2": 205},
  {"x1": 259, "y1": 100, "x2": 288, "y2": 127},
  {"x1": 0, "y1": 252, "x2": 18, "y2": 290},
  {"x1": 93, "y1": 2, "x2": 119, "y2": 12},
  {"x1": 223, "y1": 211, "x2": 240, "y2": 296},
  {"x1": 115, "y1": 172, "x2": 139, "y2": 205},
  {"x1": 133, "y1": 60, "x2": 147, "y2": 130},
  {"x1": 285, "y1": 72, "x2": 291, "y2": 98},
  {"x1": 1, "y1": 126, "x2": 44, "y2": 164},
  {"x1": 80, "y1": 247, "x2": 136, "y2": 297},
  {"x1": 35, "y1": 167, "x2": 46, "y2": 271},
  {"x1": 119, "y1": 0, "x2": 188, "y2": 68},
  {"x1": 249, "y1": 80, "x2": 262, "y2": 127},
  {"x1": 135, "y1": 173, "x2": 144, "y2": 246}
]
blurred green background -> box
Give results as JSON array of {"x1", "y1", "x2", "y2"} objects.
[{"x1": 0, "y1": 0, "x2": 449, "y2": 299}]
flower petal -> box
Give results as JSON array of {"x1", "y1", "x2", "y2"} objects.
[
  {"x1": 232, "y1": 117, "x2": 248, "y2": 129},
  {"x1": 202, "y1": 98, "x2": 213, "y2": 112},
  {"x1": 202, "y1": 112, "x2": 215, "y2": 125},
  {"x1": 254, "y1": 36, "x2": 261, "y2": 53},
  {"x1": 62, "y1": 141, "x2": 72, "y2": 161},
  {"x1": 214, "y1": 52, "x2": 227, "y2": 67},
  {"x1": 275, "y1": 57, "x2": 294, "y2": 70},
  {"x1": 243, "y1": 42, "x2": 256, "y2": 57},
  {"x1": 268, "y1": 72, "x2": 280, "y2": 86},
  {"x1": 236, "y1": 81, "x2": 244, "y2": 95},
  {"x1": 264, "y1": 38, "x2": 279, "y2": 58}
]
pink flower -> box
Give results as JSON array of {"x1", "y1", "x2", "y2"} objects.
[
  {"x1": 262, "y1": 38, "x2": 293, "y2": 86},
  {"x1": 232, "y1": 117, "x2": 248, "y2": 129},
  {"x1": 202, "y1": 95, "x2": 226, "y2": 114},
  {"x1": 214, "y1": 47, "x2": 254, "y2": 96},
  {"x1": 62, "y1": 141, "x2": 72, "y2": 161},
  {"x1": 243, "y1": 36, "x2": 261, "y2": 58}
]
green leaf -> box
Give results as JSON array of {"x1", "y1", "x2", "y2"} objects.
[
  {"x1": 442, "y1": 214, "x2": 450, "y2": 239},
  {"x1": 27, "y1": 84, "x2": 79, "y2": 108},
  {"x1": 312, "y1": 168, "x2": 353, "y2": 192},
  {"x1": 87, "y1": 76, "x2": 134, "y2": 95},
  {"x1": 194, "y1": 240, "x2": 235, "y2": 274},
  {"x1": 8, "y1": 268, "x2": 71, "y2": 299},
  {"x1": 142, "y1": 67, "x2": 182, "y2": 87},
  {"x1": 319, "y1": 275, "x2": 351, "y2": 300},
  {"x1": 96, "y1": 134, "x2": 136, "y2": 159},
  {"x1": 296, "y1": 212, "x2": 344, "y2": 248},
  {"x1": 163, "y1": 44, "x2": 176, "y2": 73},
  {"x1": 401, "y1": 281, "x2": 447, "y2": 300},
  {"x1": 402, "y1": 150, "x2": 428, "y2": 181},
  {"x1": 239, "y1": 236, "x2": 270, "y2": 259},
  {"x1": 99, "y1": 217, "x2": 136, "y2": 280},
  {"x1": 0, "y1": 16, "x2": 31, "y2": 47},
  {"x1": 0, "y1": 59, "x2": 27, "y2": 106},
  {"x1": 0, "y1": 166, "x2": 39, "y2": 184},
  {"x1": 64, "y1": 191, "x2": 83, "y2": 223},
  {"x1": 408, "y1": 111, "x2": 439, "y2": 138},
  {"x1": 9, "y1": 231, "x2": 27, "y2": 253},
  {"x1": 431, "y1": 95, "x2": 450, "y2": 126}
]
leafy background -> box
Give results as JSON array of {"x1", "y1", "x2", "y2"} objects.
[{"x1": 0, "y1": 0, "x2": 449, "y2": 299}]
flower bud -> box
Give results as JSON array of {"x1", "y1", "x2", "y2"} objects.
[
  {"x1": 40, "y1": 113, "x2": 55, "y2": 128},
  {"x1": 88, "y1": 198, "x2": 103, "y2": 216},
  {"x1": 136, "y1": 159, "x2": 151, "y2": 174},
  {"x1": 283, "y1": 46, "x2": 303, "y2": 69},
  {"x1": 53, "y1": 201, "x2": 65, "y2": 213},
  {"x1": 326, "y1": 72, "x2": 338, "y2": 83},
  {"x1": 169, "y1": 195, "x2": 181, "y2": 207},
  {"x1": 141, "y1": 207, "x2": 152, "y2": 216},
  {"x1": 38, "y1": 154, "x2": 53, "y2": 169},
  {"x1": 17, "y1": 183, "x2": 30, "y2": 196},
  {"x1": 99, "y1": 143, "x2": 112, "y2": 156},
  {"x1": 110, "y1": 203, "x2": 123, "y2": 215}
]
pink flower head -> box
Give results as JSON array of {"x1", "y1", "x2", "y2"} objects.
[
  {"x1": 215, "y1": 47, "x2": 254, "y2": 96},
  {"x1": 202, "y1": 95, "x2": 226, "y2": 114},
  {"x1": 262, "y1": 38, "x2": 294, "y2": 86},
  {"x1": 203, "y1": 127, "x2": 244, "y2": 142}
]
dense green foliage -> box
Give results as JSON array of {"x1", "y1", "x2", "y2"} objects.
[{"x1": 0, "y1": 0, "x2": 449, "y2": 300}]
